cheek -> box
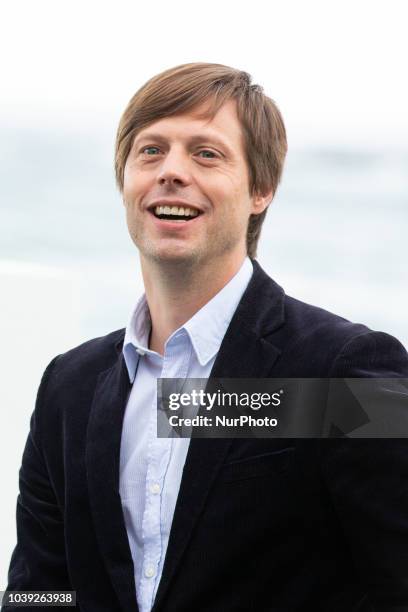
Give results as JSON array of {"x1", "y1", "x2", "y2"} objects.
[
  {"x1": 197, "y1": 172, "x2": 245, "y2": 208},
  {"x1": 122, "y1": 171, "x2": 135, "y2": 203},
  {"x1": 123, "y1": 161, "x2": 133, "y2": 189},
  {"x1": 123, "y1": 165, "x2": 150, "y2": 203},
  {"x1": 224, "y1": 178, "x2": 253, "y2": 217}
]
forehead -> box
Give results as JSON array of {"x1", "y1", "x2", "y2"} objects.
[{"x1": 134, "y1": 99, "x2": 245, "y2": 152}]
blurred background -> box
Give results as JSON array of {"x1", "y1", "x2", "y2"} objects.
[{"x1": 1, "y1": 0, "x2": 407, "y2": 586}]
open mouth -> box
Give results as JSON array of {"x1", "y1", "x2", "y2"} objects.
[{"x1": 150, "y1": 205, "x2": 202, "y2": 223}]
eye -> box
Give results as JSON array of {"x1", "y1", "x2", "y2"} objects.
[
  {"x1": 141, "y1": 146, "x2": 161, "y2": 155},
  {"x1": 197, "y1": 149, "x2": 217, "y2": 159}
]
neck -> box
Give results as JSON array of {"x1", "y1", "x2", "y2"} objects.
[{"x1": 141, "y1": 254, "x2": 247, "y2": 355}]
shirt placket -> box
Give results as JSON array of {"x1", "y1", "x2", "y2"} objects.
[{"x1": 139, "y1": 332, "x2": 191, "y2": 611}]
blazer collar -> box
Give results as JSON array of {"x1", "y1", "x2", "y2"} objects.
[
  {"x1": 152, "y1": 259, "x2": 285, "y2": 610},
  {"x1": 86, "y1": 355, "x2": 138, "y2": 612},
  {"x1": 210, "y1": 257, "x2": 284, "y2": 377}
]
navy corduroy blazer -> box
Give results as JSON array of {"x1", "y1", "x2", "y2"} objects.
[{"x1": 4, "y1": 260, "x2": 408, "y2": 611}]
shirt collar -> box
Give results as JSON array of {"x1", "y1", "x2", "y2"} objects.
[
  {"x1": 123, "y1": 257, "x2": 253, "y2": 381},
  {"x1": 123, "y1": 295, "x2": 152, "y2": 382},
  {"x1": 183, "y1": 257, "x2": 253, "y2": 366}
]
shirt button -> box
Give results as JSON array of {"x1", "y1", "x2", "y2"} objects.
[
  {"x1": 150, "y1": 482, "x2": 161, "y2": 495},
  {"x1": 145, "y1": 565, "x2": 155, "y2": 578}
]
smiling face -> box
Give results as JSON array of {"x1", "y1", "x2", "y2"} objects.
[{"x1": 123, "y1": 99, "x2": 271, "y2": 272}]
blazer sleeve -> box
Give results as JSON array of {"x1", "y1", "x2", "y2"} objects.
[
  {"x1": 2, "y1": 357, "x2": 72, "y2": 610},
  {"x1": 321, "y1": 331, "x2": 408, "y2": 609}
]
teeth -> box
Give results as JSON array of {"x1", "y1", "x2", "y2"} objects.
[{"x1": 154, "y1": 205, "x2": 199, "y2": 217}]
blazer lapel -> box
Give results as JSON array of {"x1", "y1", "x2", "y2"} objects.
[
  {"x1": 86, "y1": 352, "x2": 138, "y2": 612},
  {"x1": 153, "y1": 260, "x2": 285, "y2": 611}
]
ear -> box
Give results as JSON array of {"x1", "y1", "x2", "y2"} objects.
[{"x1": 250, "y1": 189, "x2": 274, "y2": 215}]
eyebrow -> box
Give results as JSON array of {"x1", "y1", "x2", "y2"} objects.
[{"x1": 133, "y1": 132, "x2": 234, "y2": 155}]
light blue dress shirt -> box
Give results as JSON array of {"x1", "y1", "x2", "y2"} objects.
[{"x1": 119, "y1": 257, "x2": 253, "y2": 612}]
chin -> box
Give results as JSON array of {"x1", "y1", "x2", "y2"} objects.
[{"x1": 144, "y1": 247, "x2": 203, "y2": 268}]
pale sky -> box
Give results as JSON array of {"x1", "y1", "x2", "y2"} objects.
[{"x1": 1, "y1": 0, "x2": 407, "y2": 148}]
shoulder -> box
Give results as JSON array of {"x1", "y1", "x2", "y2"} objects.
[
  {"x1": 278, "y1": 293, "x2": 407, "y2": 377},
  {"x1": 284, "y1": 292, "x2": 368, "y2": 346},
  {"x1": 28, "y1": 328, "x2": 126, "y2": 451},
  {"x1": 250, "y1": 258, "x2": 373, "y2": 350},
  {"x1": 242, "y1": 260, "x2": 407, "y2": 376},
  {"x1": 46, "y1": 327, "x2": 126, "y2": 387}
]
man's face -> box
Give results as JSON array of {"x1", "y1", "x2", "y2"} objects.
[{"x1": 123, "y1": 99, "x2": 269, "y2": 269}]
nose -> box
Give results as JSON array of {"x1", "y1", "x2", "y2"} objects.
[{"x1": 156, "y1": 148, "x2": 192, "y2": 188}]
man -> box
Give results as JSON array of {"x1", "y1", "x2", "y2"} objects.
[{"x1": 4, "y1": 63, "x2": 408, "y2": 611}]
